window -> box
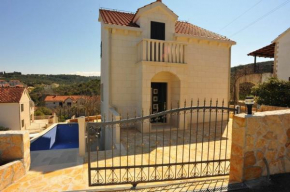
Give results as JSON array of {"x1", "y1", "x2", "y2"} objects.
[
  {"x1": 151, "y1": 21, "x2": 165, "y2": 40},
  {"x1": 22, "y1": 119, "x2": 24, "y2": 128},
  {"x1": 67, "y1": 102, "x2": 72, "y2": 107},
  {"x1": 59, "y1": 102, "x2": 63, "y2": 107},
  {"x1": 101, "y1": 83, "x2": 103, "y2": 101},
  {"x1": 21, "y1": 104, "x2": 24, "y2": 112}
]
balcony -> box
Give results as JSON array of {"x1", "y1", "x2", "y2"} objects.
[{"x1": 137, "y1": 39, "x2": 187, "y2": 64}]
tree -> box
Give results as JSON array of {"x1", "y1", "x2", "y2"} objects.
[
  {"x1": 251, "y1": 78, "x2": 290, "y2": 107},
  {"x1": 35, "y1": 107, "x2": 53, "y2": 116}
]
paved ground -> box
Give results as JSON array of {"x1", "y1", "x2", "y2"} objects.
[
  {"x1": 234, "y1": 173, "x2": 290, "y2": 192},
  {"x1": 4, "y1": 120, "x2": 233, "y2": 192},
  {"x1": 87, "y1": 120, "x2": 232, "y2": 186}
]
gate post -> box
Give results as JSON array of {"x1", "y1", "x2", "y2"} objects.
[
  {"x1": 230, "y1": 111, "x2": 290, "y2": 183},
  {"x1": 78, "y1": 116, "x2": 86, "y2": 157}
]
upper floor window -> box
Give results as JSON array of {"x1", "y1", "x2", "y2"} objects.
[
  {"x1": 151, "y1": 21, "x2": 165, "y2": 40},
  {"x1": 21, "y1": 104, "x2": 24, "y2": 112}
]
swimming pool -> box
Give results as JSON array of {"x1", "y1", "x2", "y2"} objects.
[{"x1": 30, "y1": 124, "x2": 79, "y2": 151}]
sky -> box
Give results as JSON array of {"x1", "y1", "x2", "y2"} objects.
[{"x1": 0, "y1": 0, "x2": 289, "y2": 76}]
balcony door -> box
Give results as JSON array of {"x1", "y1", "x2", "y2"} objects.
[{"x1": 151, "y1": 21, "x2": 165, "y2": 40}]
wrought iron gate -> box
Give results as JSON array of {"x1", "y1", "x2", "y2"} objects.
[{"x1": 86, "y1": 100, "x2": 236, "y2": 187}]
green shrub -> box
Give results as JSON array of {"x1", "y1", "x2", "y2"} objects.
[
  {"x1": 35, "y1": 107, "x2": 52, "y2": 116},
  {"x1": 0, "y1": 126, "x2": 9, "y2": 131},
  {"x1": 251, "y1": 78, "x2": 290, "y2": 107},
  {"x1": 34, "y1": 110, "x2": 45, "y2": 116}
]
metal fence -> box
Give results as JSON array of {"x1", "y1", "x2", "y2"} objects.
[{"x1": 86, "y1": 100, "x2": 236, "y2": 187}]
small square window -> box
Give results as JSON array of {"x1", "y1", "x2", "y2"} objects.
[{"x1": 21, "y1": 104, "x2": 24, "y2": 112}]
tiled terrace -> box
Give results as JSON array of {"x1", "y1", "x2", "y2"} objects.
[{"x1": 3, "y1": 120, "x2": 232, "y2": 191}]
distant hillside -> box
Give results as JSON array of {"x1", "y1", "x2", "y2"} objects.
[
  {"x1": 1, "y1": 74, "x2": 100, "y2": 86},
  {"x1": 230, "y1": 60, "x2": 274, "y2": 102},
  {"x1": 53, "y1": 79, "x2": 100, "y2": 96},
  {"x1": 30, "y1": 79, "x2": 100, "y2": 106},
  {"x1": 231, "y1": 61, "x2": 274, "y2": 74}
]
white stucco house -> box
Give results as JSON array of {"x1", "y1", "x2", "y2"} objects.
[
  {"x1": 0, "y1": 88, "x2": 34, "y2": 130},
  {"x1": 248, "y1": 27, "x2": 290, "y2": 81},
  {"x1": 99, "y1": 0, "x2": 235, "y2": 130}
]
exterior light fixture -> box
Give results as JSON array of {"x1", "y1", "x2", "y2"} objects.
[{"x1": 244, "y1": 96, "x2": 255, "y2": 115}]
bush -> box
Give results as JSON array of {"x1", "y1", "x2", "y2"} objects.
[
  {"x1": 35, "y1": 107, "x2": 52, "y2": 116},
  {"x1": 35, "y1": 110, "x2": 45, "y2": 116},
  {"x1": 0, "y1": 126, "x2": 9, "y2": 131},
  {"x1": 251, "y1": 78, "x2": 290, "y2": 107}
]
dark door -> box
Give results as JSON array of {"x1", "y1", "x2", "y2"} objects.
[
  {"x1": 151, "y1": 83, "x2": 167, "y2": 123},
  {"x1": 151, "y1": 21, "x2": 165, "y2": 40}
]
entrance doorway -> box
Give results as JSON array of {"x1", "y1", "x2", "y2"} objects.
[{"x1": 151, "y1": 82, "x2": 167, "y2": 123}]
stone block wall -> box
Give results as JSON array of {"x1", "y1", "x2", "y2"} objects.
[
  {"x1": 0, "y1": 131, "x2": 30, "y2": 190},
  {"x1": 230, "y1": 110, "x2": 290, "y2": 182},
  {"x1": 259, "y1": 105, "x2": 288, "y2": 112}
]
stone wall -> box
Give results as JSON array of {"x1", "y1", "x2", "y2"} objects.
[
  {"x1": 230, "y1": 110, "x2": 290, "y2": 182},
  {"x1": 0, "y1": 131, "x2": 30, "y2": 190},
  {"x1": 259, "y1": 105, "x2": 289, "y2": 112}
]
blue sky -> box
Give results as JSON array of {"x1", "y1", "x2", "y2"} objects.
[{"x1": 0, "y1": 0, "x2": 289, "y2": 76}]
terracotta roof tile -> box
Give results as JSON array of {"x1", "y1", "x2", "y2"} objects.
[
  {"x1": 99, "y1": 9, "x2": 232, "y2": 41},
  {"x1": 99, "y1": 9, "x2": 139, "y2": 27},
  {"x1": 44, "y1": 95, "x2": 100, "y2": 102},
  {"x1": 175, "y1": 21, "x2": 231, "y2": 41},
  {"x1": 0, "y1": 87, "x2": 25, "y2": 103}
]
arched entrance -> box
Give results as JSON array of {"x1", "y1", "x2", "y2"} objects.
[{"x1": 150, "y1": 71, "x2": 181, "y2": 126}]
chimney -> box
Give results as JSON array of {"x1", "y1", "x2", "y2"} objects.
[{"x1": 157, "y1": 0, "x2": 162, "y2": 2}]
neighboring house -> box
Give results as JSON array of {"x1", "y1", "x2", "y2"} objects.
[
  {"x1": 9, "y1": 80, "x2": 24, "y2": 87},
  {"x1": 99, "y1": 0, "x2": 236, "y2": 121},
  {"x1": 44, "y1": 95, "x2": 99, "y2": 108},
  {"x1": 0, "y1": 87, "x2": 35, "y2": 130},
  {"x1": 248, "y1": 28, "x2": 290, "y2": 81},
  {"x1": 0, "y1": 80, "x2": 9, "y2": 87},
  {"x1": 0, "y1": 80, "x2": 24, "y2": 87}
]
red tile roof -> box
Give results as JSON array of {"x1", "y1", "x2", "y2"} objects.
[
  {"x1": 45, "y1": 95, "x2": 83, "y2": 102},
  {"x1": 99, "y1": 9, "x2": 139, "y2": 27},
  {"x1": 99, "y1": 9, "x2": 232, "y2": 41},
  {"x1": 175, "y1": 21, "x2": 231, "y2": 41},
  {"x1": 0, "y1": 87, "x2": 25, "y2": 103},
  {"x1": 44, "y1": 95, "x2": 100, "y2": 102}
]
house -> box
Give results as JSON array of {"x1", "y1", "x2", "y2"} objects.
[
  {"x1": 99, "y1": 0, "x2": 236, "y2": 125},
  {"x1": 0, "y1": 80, "x2": 9, "y2": 87},
  {"x1": 9, "y1": 80, "x2": 24, "y2": 87},
  {"x1": 0, "y1": 87, "x2": 35, "y2": 130},
  {"x1": 44, "y1": 95, "x2": 99, "y2": 108},
  {"x1": 248, "y1": 28, "x2": 290, "y2": 81}
]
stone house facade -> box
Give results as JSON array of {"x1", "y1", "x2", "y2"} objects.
[{"x1": 99, "y1": 0, "x2": 235, "y2": 128}]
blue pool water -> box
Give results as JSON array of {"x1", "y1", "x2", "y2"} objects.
[{"x1": 30, "y1": 124, "x2": 79, "y2": 151}]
